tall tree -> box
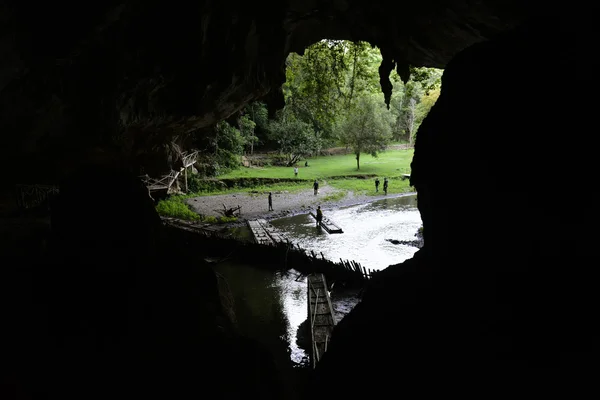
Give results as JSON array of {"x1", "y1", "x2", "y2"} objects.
[
  {"x1": 268, "y1": 110, "x2": 321, "y2": 166},
  {"x1": 238, "y1": 113, "x2": 257, "y2": 154},
  {"x1": 338, "y1": 96, "x2": 393, "y2": 170}
]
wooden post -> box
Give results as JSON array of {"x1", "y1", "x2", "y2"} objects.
[{"x1": 184, "y1": 167, "x2": 188, "y2": 193}]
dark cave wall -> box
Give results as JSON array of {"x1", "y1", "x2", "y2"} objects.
[
  {"x1": 1, "y1": 1, "x2": 598, "y2": 398},
  {"x1": 0, "y1": 1, "x2": 290, "y2": 183},
  {"x1": 309, "y1": 11, "x2": 599, "y2": 399},
  {"x1": 0, "y1": 0, "x2": 529, "y2": 186},
  {"x1": 1, "y1": 166, "x2": 286, "y2": 399}
]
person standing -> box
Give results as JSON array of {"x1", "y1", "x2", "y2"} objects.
[
  {"x1": 383, "y1": 177, "x2": 388, "y2": 195},
  {"x1": 268, "y1": 192, "x2": 273, "y2": 211},
  {"x1": 375, "y1": 177, "x2": 380, "y2": 192},
  {"x1": 294, "y1": 166, "x2": 299, "y2": 178},
  {"x1": 313, "y1": 180, "x2": 319, "y2": 195},
  {"x1": 315, "y1": 205, "x2": 323, "y2": 228}
]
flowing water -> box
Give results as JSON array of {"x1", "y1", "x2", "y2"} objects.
[
  {"x1": 270, "y1": 194, "x2": 421, "y2": 271},
  {"x1": 216, "y1": 194, "x2": 422, "y2": 365}
]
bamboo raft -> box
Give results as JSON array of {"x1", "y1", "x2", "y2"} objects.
[
  {"x1": 307, "y1": 273, "x2": 336, "y2": 369},
  {"x1": 247, "y1": 218, "x2": 290, "y2": 245},
  {"x1": 309, "y1": 212, "x2": 343, "y2": 234}
]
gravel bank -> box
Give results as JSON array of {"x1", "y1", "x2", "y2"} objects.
[{"x1": 184, "y1": 183, "x2": 416, "y2": 223}]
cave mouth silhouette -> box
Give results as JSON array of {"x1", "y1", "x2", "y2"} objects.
[{"x1": 1, "y1": 3, "x2": 598, "y2": 400}]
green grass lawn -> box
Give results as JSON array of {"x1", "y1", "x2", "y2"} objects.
[
  {"x1": 328, "y1": 176, "x2": 414, "y2": 196},
  {"x1": 156, "y1": 149, "x2": 415, "y2": 220},
  {"x1": 219, "y1": 149, "x2": 414, "y2": 180}
]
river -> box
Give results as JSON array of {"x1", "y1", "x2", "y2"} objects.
[{"x1": 215, "y1": 193, "x2": 422, "y2": 366}]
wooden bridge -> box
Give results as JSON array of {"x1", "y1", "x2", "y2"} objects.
[
  {"x1": 307, "y1": 273, "x2": 336, "y2": 368},
  {"x1": 164, "y1": 217, "x2": 377, "y2": 287},
  {"x1": 247, "y1": 218, "x2": 290, "y2": 245},
  {"x1": 140, "y1": 150, "x2": 198, "y2": 193},
  {"x1": 309, "y1": 212, "x2": 343, "y2": 234}
]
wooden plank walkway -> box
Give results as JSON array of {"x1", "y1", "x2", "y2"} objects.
[
  {"x1": 247, "y1": 219, "x2": 275, "y2": 245},
  {"x1": 247, "y1": 218, "x2": 290, "y2": 245},
  {"x1": 307, "y1": 273, "x2": 336, "y2": 369},
  {"x1": 256, "y1": 219, "x2": 290, "y2": 243},
  {"x1": 309, "y1": 212, "x2": 343, "y2": 234}
]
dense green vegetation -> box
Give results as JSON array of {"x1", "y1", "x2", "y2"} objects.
[
  {"x1": 219, "y1": 148, "x2": 413, "y2": 180},
  {"x1": 191, "y1": 40, "x2": 441, "y2": 175},
  {"x1": 157, "y1": 40, "x2": 440, "y2": 220},
  {"x1": 156, "y1": 195, "x2": 240, "y2": 223}
]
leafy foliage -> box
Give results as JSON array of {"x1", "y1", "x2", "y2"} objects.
[
  {"x1": 192, "y1": 39, "x2": 443, "y2": 177},
  {"x1": 337, "y1": 96, "x2": 393, "y2": 169},
  {"x1": 268, "y1": 111, "x2": 321, "y2": 166}
]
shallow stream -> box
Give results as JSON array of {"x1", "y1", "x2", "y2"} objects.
[{"x1": 215, "y1": 194, "x2": 422, "y2": 365}]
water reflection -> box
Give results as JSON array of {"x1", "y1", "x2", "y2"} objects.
[
  {"x1": 270, "y1": 194, "x2": 422, "y2": 271},
  {"x1": 218, "y1": 194, "x2": 422, "y2": 365},
  {"x1": 273, "y1": 270, "x2": 309, "y2": 364},
  {"x1": 214, "y1": 263, "x2": 309, "y2": 365}
]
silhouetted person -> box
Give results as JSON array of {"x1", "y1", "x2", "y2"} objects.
[
  {"x1": 375, "y1": 178, "x2": 380, "y2": 192},
  {"x1": 305, "y1": 161, "x2": 308, "y2": 167},
  {"x1": 315, "y1": 206, "x2": 323, "y2": 227},
  {"x1": 294, "y1": 166, "x2": 298, "y2": 177},
  {"x1": 383, "y1": 177, "x2": 388, "y2": 195},
  {"x1": 268, "y1": 192, "x2": 273, "y2": 211},
  {"x1": 313, "y1": 180, "x2": 319, "y2": 195}
]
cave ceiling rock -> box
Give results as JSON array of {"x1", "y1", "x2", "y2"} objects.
[{"x1": 0, "y1": 0, "x2": 529, "y2": 166}]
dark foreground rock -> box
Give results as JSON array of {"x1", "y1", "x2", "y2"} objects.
[
  {"x1": 1, "y1": 165, "x2": 288, "y2": 399},
  {"x1": 308, "y1": 17, "x2": 597, "y2": 400}
]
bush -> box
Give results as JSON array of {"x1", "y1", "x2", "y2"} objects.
[
  {"x1": 156, "y1": 197, "x2": 200, "y2": 220},
  {"x1": 202, "y1": 215, "x2": 238, "y2": 224},
  {"x1": 187, "y1": 175, "x2": 227, "y2": 193}
]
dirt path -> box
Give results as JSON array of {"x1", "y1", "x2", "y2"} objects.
[{"x1": 185, "y1": 182, "x2": 416, "y2": 223}]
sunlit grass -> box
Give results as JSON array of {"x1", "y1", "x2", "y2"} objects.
[
  {"x1": 320, "y1": 190, "x2": 348, "y2": 203},
  {"x1": 156, "y1": 196, "x2": 200, "y2": 220},
  {"x1": 219, "y1": 148, "x2": 413, "y2": 180},
  {"x1": 327, "y1": 176, "x2": 414, "y2": 196}
]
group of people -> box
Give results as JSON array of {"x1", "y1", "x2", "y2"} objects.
[
  {"x1": 267, "y1": 164, "x2": 388, "y2": 215},
  {"x1": 375, "y1": 177, "x2": 389, "y2": 195}
]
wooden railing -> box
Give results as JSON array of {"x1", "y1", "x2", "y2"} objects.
[
  {"x1": 140, "y1": 150, "x2": 198, "y2": 193},
  {"x1": 140, "y1": 170, "x2": 180, "y2": 192},
  {"x1": 15, "y1": 184, "x2": 59, "y2": 210}
]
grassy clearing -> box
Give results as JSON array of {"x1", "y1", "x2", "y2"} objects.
[
  {"x1": 327, "y1": 177, "x2": 414, "y2": 196},
  {"x1": 187, "y1": 181, "x2": 311, "y2": 198},
  {"x1": 156, "y1": 149, "x2": 416, "y2": 220},
  {"x1": 219, "y1": 149, "x2": 414, "y2": 180}
]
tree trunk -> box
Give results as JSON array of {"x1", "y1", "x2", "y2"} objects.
[
  {"x1": 407, "y1": 98, "x2": 416, "y2": 147},
  {"x1": 356, "y1": 153, "x2": 360, "y2": 170},
  {"x1": 184, "y1": 167, "x2": 188, "y2": 193},
  {"x1": 251, "y1": 107, "x2": 255, "y2": 155}
]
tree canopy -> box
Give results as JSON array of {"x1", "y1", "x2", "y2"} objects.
[
  {"x1": 337, "y1": 95, "x2": 393, "y2": 169},
  {"x1": 194, "y1": 39, "x2": 443, "y2": 174}
]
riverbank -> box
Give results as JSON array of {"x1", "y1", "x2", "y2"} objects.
[
  {"x1": 157, "y1": 147, "x2": 416, "y2": 222},
  {"x1": 184, "y1": 184, "x2": 417, "y2": 226}
]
